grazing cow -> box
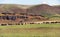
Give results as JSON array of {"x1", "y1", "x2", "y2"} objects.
[
  {"x1": 45, "y1": 22, "x2": 50, "y2": 24},
  {"x1": 30, "y1": 22, "x2": 35, "y2": 24},
  {"x1": 54, "y1": 22, "x2": 58, "y2": 23},
  {"x1": 56, "y1": 22, "x2": 60, "y2": 23},
  {"x1": 17, "y1": 23, "x2": 20, "y2": 25},
  {"x1": 1, "y1": 24, "x2": 7, "y2": 26},
  {"x1": 8, "y1": 24, "x2": 13, "y2": 25},
  {"x1": 51, "y1": 22, "x2": 55, "y2": 24}
]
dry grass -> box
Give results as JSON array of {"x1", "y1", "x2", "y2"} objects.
[{"x1": 0, "y1": 24, "x2": 60, "y2": 37}]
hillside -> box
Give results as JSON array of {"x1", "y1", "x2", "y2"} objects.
[
  {"x1": 0, "y1": 4, "x2": 60, "y2": 15},
  {"x1": 0, "y1": 4, "x2": 60, "y2": 23},
  {"x1": 28, "y1": 4, "x2": 60, "y2": 16}
]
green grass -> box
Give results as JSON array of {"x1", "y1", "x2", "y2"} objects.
[
  {"x1": 0, "y1": 24, "x2": 60, "y2": 37},
  {"x1": 0, "y1": 24, "x2": 60, "y2": 29}
]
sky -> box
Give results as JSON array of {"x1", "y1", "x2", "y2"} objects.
[{"x1": 0, "y1": 0, "x2": 60, "y2": 5}]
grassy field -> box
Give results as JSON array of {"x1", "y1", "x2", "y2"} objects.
[{"x1": 0, "y1": 24, "x2": 60, "y2": 37}]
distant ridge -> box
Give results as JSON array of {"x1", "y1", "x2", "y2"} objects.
[{"x1": 0, "y1": 4, "x2": 60, "y2": 16}]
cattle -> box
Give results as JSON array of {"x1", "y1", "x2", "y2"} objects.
[
  {"x1": 8, "y1": 24, "x2": 13, "y2": 25},
  {"x1": 1, "y1": 24, "x2": 7, "y2": 26}
]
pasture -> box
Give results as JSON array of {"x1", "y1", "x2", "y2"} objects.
[{"x1": 0, "y1": 24, "x2": 60, "y2": 37}]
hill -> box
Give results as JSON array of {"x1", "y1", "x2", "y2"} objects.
[
  {"x1": 0, "y1": 4, "x2": 60, "y2": 24},
  {"x1": 0, "y1": 4, "x2": 60, "y2": 16}
]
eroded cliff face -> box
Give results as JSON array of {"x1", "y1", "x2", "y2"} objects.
[
  {"x1": 0, "y1": 13, "x2": 47, "y2": 25},
  {"x1": 0, "y1": 4, "x2": 60, "y2": 25}
]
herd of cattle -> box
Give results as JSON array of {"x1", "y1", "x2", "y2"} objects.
[{"x1": 0, "y1": 21, "x2": 60, "y2": 26}]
